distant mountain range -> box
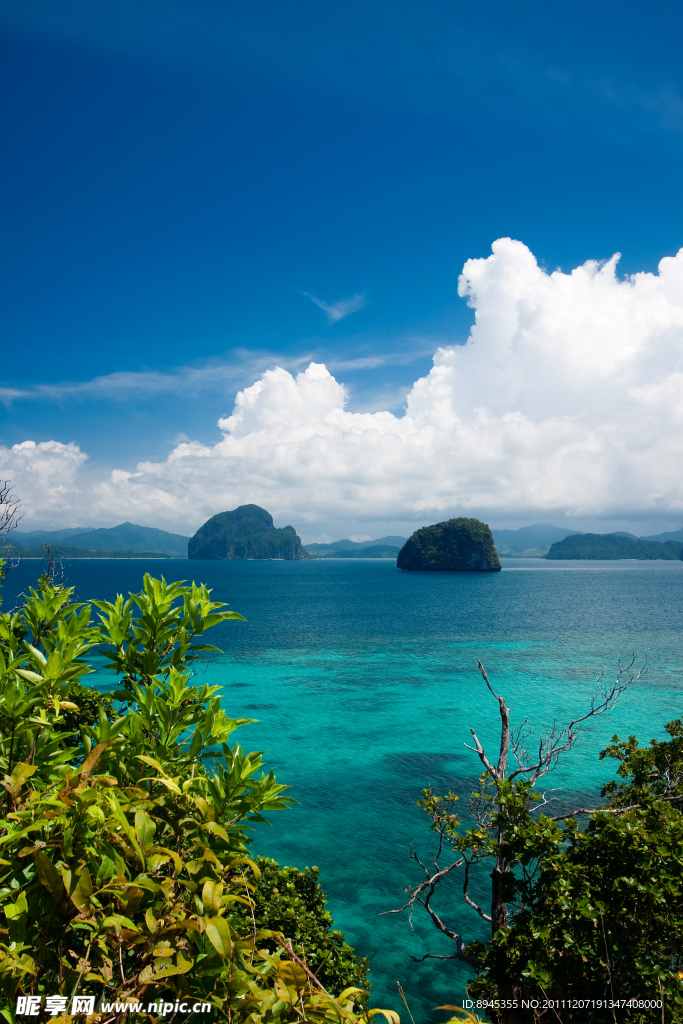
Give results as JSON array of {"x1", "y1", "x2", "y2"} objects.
[
  {"x1": 613, "y1": 528, "x2": 683, "y2": 543},
  {"x1": 7, "y1": 520, "x2": 683, "y2": 562},
  {"x1": 493, "y1": 524, "x2": 683, "y2": 557},
  {"x1": 491, "y1": 524, "x2": 582, "y2": 557},
  {"x1": 304, "y1": 536, "x2": 408, "y2": 558},
  {"x1": 9, "y1": 522, "x2": 190, "y2": 557}
]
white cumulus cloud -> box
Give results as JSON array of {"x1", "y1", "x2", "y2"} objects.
[
  {"x1": 6, "y1": 238, "x2": 683, "y2": 533},
  {"x1": 0, "y1": 441, "x2": 88, "y2": 526}
]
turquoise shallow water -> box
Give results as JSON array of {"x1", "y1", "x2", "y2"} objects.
[{"x1": 6, "y1": 557, "x2": 683, "y2": 1019}]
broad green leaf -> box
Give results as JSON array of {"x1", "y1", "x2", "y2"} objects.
[
  {"x1": 278, "y1": 961, "x2": 308, "y2": 991},
  {"x1": 101, "y1": 914, "x2": 139, "y2": 934},
  {"x1": 135, "y1": 754, "x2": 169, "y2": 777},
  {"x1": 139, "y1": 775, "x2": 181, "y2": 794},
  {"x1": 146, "y1": 853, "x2": 170, "y2": 872},
  {"x1": 65, "y1": 867, "x2": 93, "y2": 912},
  {"x1": 12, "y1": 762, "x2": 37, "y2": 785},
  {"x1": 34, "y1": 851, "x2": 63, "y2": 899},
  {"x1": 4, "y1": 891, "x2": 28, "y2": 919},
  {"x1": 139, "y1": 951, "x2": 193, "y2": 983},
  {"x1": 24, "y1": 644, "x2": 47, "y2": 668},
  {"x1": 202, "y1": 879, "x2": 223, "y2": 914},
  {"x1": 150, "y1": 845, "x2": 182, "y2": 876},
  {"x1": 14, "y1": 669, "x2": 43, "y2": 684},
  {"x1": 135, "y1": 809, "x2": 157, "y2": 852},
  {"x1": 202, "y1": 821, "x2": 230, "y2": 842},
  {"x1": 205, "y1": 915, "x2": 232, "y2": 959},
  {"x1": 45, "y1": 650, "x2": 64, "y2": 679},
  {"x1": 1, "y1": 763, "x2": 37, "y2": 799},
  {"x1": 220, "y1": 894, "x2": 254, "y2": 908},
  {"x1": 230, "y1": 856, "x2": 261, "y2": 879}
]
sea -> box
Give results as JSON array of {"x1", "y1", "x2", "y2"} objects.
[{"x1": 5, "y1": 557, "x2": 683, "y2": 1020}]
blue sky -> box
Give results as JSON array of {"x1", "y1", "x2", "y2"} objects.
[{"x1": 3, "y1": 0, "x2": 683, "y2": 537}]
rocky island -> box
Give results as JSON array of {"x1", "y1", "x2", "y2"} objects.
[
  {"x1": 397, "y1": 517, "x2": 501, "y2": 571},
  {"x1": 189, "y1": 504, "x2": 310, "y2": 560}
]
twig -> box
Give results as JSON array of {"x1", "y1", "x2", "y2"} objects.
[
  {"x1": 599, "y1": 913, "x2": 618, "y2": 1024},
  {"x1": 272, "y1": 934, "x2": 339, "y2": 1004},
  {"x1": 551, "y1": 792, "x2": 683, "y2": 821},
  {"x1": 397, "y1": 983, "x2": 416, "y2": 1024}
]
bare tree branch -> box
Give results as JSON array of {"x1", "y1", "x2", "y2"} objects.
[
  {"x1": 551, "y1": 792, "x2": 683, "y2": 821},
  {"x1": 478, "y1": 659, "x2": 510, "y2": 778},
  {"x1": 507, "y1": 656, "x2": 641, "y2": 783},
  {"x1": 464, "y1": 730, "x2": 497, "y2": 777},
  {"x1": 382, "y1": 856, "x2": 464, "y2": 922},
  {"x1": 0, "y1": 480, "x2": 22, "y2": 575},
  {"x1": 462, "y1": 859, "x2": 492, "y2": 922},
  {"x1": 409, "y1": 952, "x2": 466, "y2": 962},
  {"x1": 0, "y1": 479, "x2": 21, "y2": 538}
]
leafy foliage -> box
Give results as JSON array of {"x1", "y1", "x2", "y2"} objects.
[
  {"x1": 401, "y1": 662, "x2": 683, "y2": 1023},
  {"x1": 463, "y1": 777, "x2": 683, "y2": 1020},
  {"x1": 0, "y1": 561, "x2": 392, "y2": 1024},
  {"x1": 229, "y1": 859, "x2": 370, "y2": 998},
  {"x1": 53, "y1": 679, "x2": 114, "y2": 736}
]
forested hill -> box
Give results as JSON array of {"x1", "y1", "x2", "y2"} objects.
[
  {"x1": 5, "y1": 544, "x2": 170, "y2": 559},
  {"x1": 188, "y1": 505, "x2": 309, "y2": 560},
  {"x1": 546, "y1": 534, "x2": 683, "y2": 560},
  {"x1": 11, "y1": 522, "x2": 189, "y2": 556}
]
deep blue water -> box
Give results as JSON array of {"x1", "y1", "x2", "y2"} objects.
[{"x1": 5, "y1": 557, "x2": 683, "y2": 1019}]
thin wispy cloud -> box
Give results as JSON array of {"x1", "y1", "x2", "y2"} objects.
[
  {"x1": 304, "y1": 292, "x2": 366, "y2": 323},
  {"x1": 0, "y1": 345, "x2": 434, "y2": 413},
  {"x1": 326, "y1": 345, "x2": 434, "y2": 372},
  {"x1": 0, "y1": 354, "x2": 315, "y2": 407}
]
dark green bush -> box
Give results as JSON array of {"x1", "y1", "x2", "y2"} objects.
[{"x1": 229, "y1": 858, "x2": 369, "y2": 999}]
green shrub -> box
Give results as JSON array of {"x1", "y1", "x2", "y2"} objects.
[
  {"x1": 229, "y1": 859, "x2": 369, "y2": 999},
  {"x1": 0, "y1": 564, "x2": 392, "y2": 1024}
]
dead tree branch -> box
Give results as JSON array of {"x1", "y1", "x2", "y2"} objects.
[{"x1": 0, "y1": 479, "x2": 21, "y2": 538}]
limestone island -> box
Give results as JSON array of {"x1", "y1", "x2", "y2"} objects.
[
  {"x1": 397, "y1": 517, "x2": 501, "y2": 572},
  {"x1": 189, "y1": 504, "x2": 310, "y2": 560}
]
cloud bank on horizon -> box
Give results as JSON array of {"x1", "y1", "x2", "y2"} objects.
[{"x1": 4, "y1": 237, "x2": 683, "y2": 533}]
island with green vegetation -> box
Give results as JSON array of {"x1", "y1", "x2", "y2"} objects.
[
  {"x1": 5, "y1": 543, "x2": 170, "y2": 559},
  {"x1": 188, "y1": 503, "x2": 310, "y2": 560},
  {"x1": 546, "y1": 533, "x2": 683, "y2": 560},
  {"x1": 304, "y1": 535, "x2": 407, "y2": 558},
  {"x1": 397, "y1": 516, "x2": 501, "y2": 571}
]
